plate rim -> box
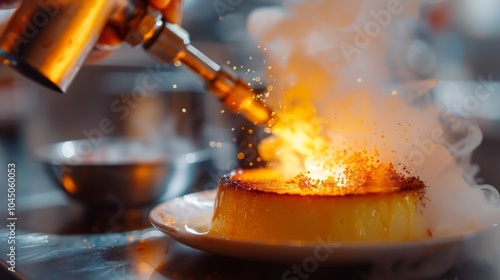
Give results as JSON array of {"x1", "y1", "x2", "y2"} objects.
[{"x1": 149, "y1": 189, "x2": 476, "y2": 250}]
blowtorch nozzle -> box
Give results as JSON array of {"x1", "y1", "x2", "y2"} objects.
[
  {"x1": 141, "y1": 20, "x2": 277, "y2": 127},
  {"x1": 0, "y1": 2, "x2": 277, "y2": 128}
]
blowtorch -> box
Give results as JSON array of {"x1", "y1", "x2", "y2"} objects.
[{"x1": 0, "y1": 0, "x2": 277, "y2": 127}]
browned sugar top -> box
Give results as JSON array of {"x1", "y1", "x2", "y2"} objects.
[{"x1": 221, "y1": 167, "x2": 427, "y2": 197}]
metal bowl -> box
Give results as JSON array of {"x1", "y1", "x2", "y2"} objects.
[
  {"x1": 25, "y1": 65, "x2": 243, "y2": 208},
  {"x1": 36, "y1": 137, "x2": 211, "y2": 208}
]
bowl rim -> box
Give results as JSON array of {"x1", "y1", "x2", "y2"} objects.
[{"x1": 34, "y1": 137, "x2": 212, "y2": 167}]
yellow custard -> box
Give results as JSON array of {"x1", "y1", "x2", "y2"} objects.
[{"x1": 210, "y1": 168, "x2": 430, "y2": 242}]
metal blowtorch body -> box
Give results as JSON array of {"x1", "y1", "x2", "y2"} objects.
[{"x1": 0, "y1": 0, "x2": 276, "y2": 127}]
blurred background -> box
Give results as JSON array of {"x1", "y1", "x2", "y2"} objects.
[
  {"x1": 0, "y1": 1, "x2": 500, "y2": 279},
  {"x1": 0, "y1": 0, "x2": 281, "y2": 235}
]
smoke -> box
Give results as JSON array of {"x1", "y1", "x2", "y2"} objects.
[{"x1": 247, "y1": 0, "x2": 499, "y2": 240}]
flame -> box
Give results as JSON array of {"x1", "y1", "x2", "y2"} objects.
[
  {"x1": 247, "y1": 0, "x2": 500, "y2": 240},
  {"x1": 62, "y1": 174, "x2": 78, "y2": 194},
  {"x1": 259, "y1": 100, "x2": 403, "y2": 193}
]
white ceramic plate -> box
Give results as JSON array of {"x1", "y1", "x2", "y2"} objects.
[{"x1": 149, "y1": 190, "x2": 482, "y2": 267}]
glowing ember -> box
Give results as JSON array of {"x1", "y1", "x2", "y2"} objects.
[
  {"x1": 258, "y1": 104, "x2": 419, "y2": 194},
  {"x1": 259, "y1": 126, "x2": 425, "y2": 195}
]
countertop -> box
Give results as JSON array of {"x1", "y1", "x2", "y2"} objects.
[{"x1": 0, "y1": 129, "x2": 499, "y2": 280}]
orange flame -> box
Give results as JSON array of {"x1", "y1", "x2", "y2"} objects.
[{"x1": 259, "y1": 101, "x2": 410, "y2": 193}]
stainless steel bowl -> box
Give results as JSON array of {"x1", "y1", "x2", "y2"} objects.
[
  {"x1": 36, "y1": 137, "x2": 211, "y2": 208},
  {"x1": 24, "y1": 65, "x2": 243, "y2": 208}
]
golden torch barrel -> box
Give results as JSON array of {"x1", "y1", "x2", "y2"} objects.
[{"x1": 146, "y1": 22, "x2": 277, "y2": 127}]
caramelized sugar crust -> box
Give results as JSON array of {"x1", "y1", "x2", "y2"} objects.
[{"x1": 210, "y1": 169, "x2": 430, "y2": 242}]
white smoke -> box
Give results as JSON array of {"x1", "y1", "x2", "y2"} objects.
[{"x1": 248, "y1": 0, "x2": 500, "y2": 239}]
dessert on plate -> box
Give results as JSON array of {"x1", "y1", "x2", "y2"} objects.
[{"x1": 210, "y1": 167, "x2": 430, "y2": 242}]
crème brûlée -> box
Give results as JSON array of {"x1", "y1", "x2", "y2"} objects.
[{"x1": 210, "y1": 168, "x2": 431, "y2": 242}]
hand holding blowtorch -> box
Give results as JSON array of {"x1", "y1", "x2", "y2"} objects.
[
  {"x1": 0, "y1": 0, "x2": 183, "y2": 62},
  {"x1": 0, "y1": 0, "x2": 277, "y2": 128},
  {"x1": 0, "y1": 0, "x2": 323, "y2": 157}
]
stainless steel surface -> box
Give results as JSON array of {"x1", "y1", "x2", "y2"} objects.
[
  {"x1": 36, "y1": 138, "x2": 211, "y2": 208},
  {"x1": 1, "y1": 113, "x2": 499, "y2": 280}
]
